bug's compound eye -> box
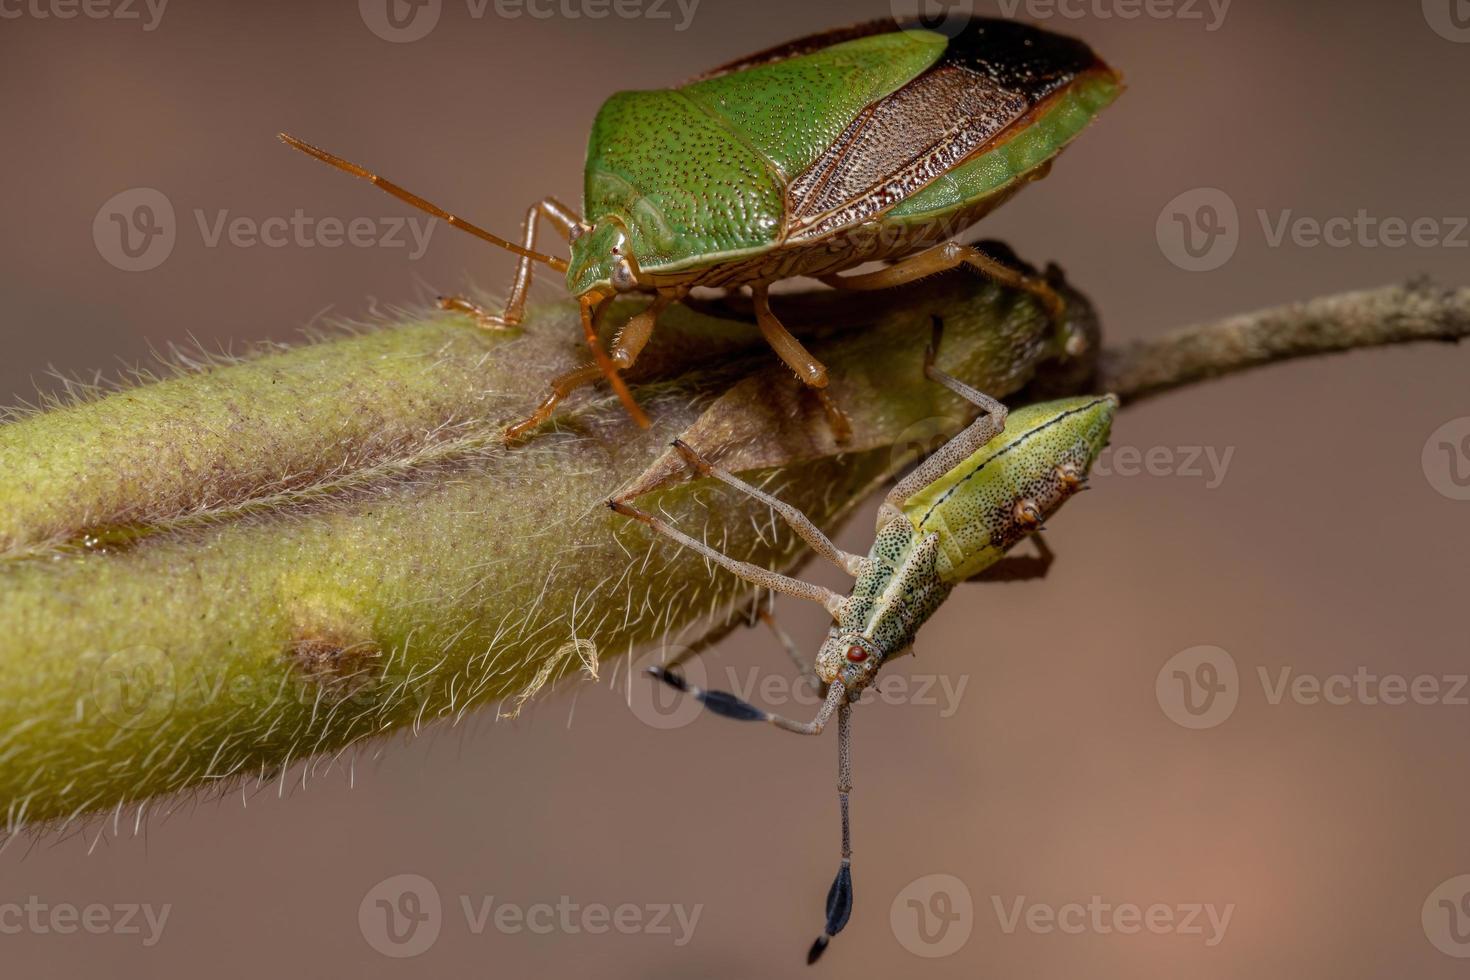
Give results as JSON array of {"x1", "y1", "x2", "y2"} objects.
[
  {"x1": 845, "y1": 644, "x2": 868, "y2": 663},
  {"x1": 610, "y1": 256, "x2": 637, "y2": 293},
  {"x1": 1013, "y1": 498, "x2": 1043, "y2": 529}
]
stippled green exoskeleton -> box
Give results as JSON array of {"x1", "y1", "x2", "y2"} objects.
[
  {"x1": 610, "y1": 321, "x2": 1116, "y2": 963},
  {"x1": 280, "y1": 16, "x2": 1121, "y2": 442}
]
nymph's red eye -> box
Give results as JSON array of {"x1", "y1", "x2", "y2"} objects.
[{"x1": 846, "y1": 644, "x2": 868, "y2": 663}]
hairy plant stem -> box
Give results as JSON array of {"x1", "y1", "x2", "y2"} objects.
[{"x1": 0, "y1": 268, "x2": 1462, "y2": 831}]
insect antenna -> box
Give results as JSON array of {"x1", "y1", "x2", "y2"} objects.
[
  {"x1": 278, "y1": 134, "x2": 569, "y2": 272},
  {"x1": 808, "y1": 699, "x2": 855, "y2": 964}
]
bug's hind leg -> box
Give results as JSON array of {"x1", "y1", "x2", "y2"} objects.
[
  {"x1": 758, "y1": 608, "x2": 825, "y2": 690},
  {"x1": 439, "y1": 196, "x2": 581, "y2": 331},
  {"x1": 752, "y1": 284, "x2": 852, "y2": 443},
  {"x1": 642, "y1": 602, "x2": 822, "y2": 696},
  {"x1": 878, "y1": 316, "x2": 1009, "y2": 526},
  {"x1": 968, "y1": 534, "x2": 1055, "y2": 582},
  {"x1": 820, "y1": 240, "x2": 1067, "y2": 328}
]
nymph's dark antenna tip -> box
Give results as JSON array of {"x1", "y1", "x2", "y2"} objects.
[
  {"x1": 645, "y1": 665, "x2": 687, "y2": 692},
  {"x1": 807, "y1": 935, "x2": 830, "y2": 964}
]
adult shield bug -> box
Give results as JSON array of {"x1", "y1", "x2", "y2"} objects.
[
  {"x1": 611, "y1": 319, "x2": 1117, "y2": 962},
  {"x1": 281, "y1": 16, "x2": 1121, "y2": 442}
]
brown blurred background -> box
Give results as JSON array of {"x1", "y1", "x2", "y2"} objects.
[{"x1": 3, "y1": 0, "x2": 1468, "y2": 976}]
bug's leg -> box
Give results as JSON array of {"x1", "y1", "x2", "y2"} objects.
[
  {"x1": 648, "y1": 662, "x2": 846, "y2": 734},
  {"x1": 758, "y1": 608, "x2": 824, "y2": 689},
  {"x1": 967, "y1": 533, "x2": 1055, "y2": 583},
  {"x1": 438, "y1": 197, "x2": 582, "y2": 330},
  {"x1": 608, "y1": 499, "x2": 847, "y2": 620},
  {"x1": 809, "y1": 698, "x2": 855, "y2": 964},
  {"x1": 502, "y1": 290, "x2": 682, "y2": 443},
  {"x1": 879, "y1": 317, "x2": 1009, "y2": 525},
  {"x1": 819, "y1": 241, "x2": 1067, "y2": 326},
  {"x1": 671, "y1": 439, "x2": 866, "y2": 577},
  {"x1": 751, "y1": 283, "x2": 853, "y2": 443},
  {"x1": 642, "y1": 601, "x2": 818, "y2": 684}
]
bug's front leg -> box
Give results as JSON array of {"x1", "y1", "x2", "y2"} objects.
[
  {"x1": 439, "y1": 196, "x2": 581, "y2": 331},
  {"x1": 607, "y1": 499, "x2": 847, "y2": 618},
  {"x1": 502, "y1": 289, "x2": 686, "y2": 443}
]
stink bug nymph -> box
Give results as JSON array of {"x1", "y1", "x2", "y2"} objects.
[
  {"x1": 611, "y1": 319, "x2": 1117, "y2": 962},
  {"x1": 281, "y1": 16, "x2": 1121, "y2": 442}
]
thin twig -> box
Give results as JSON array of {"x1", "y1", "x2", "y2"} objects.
[{"x1": 1099, "y1": 279, "x2": 1470, "y2": 403}]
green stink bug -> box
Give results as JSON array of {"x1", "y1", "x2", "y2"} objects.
[
  {"x1": 611, "y1": 319, "x2": 1116, "y2": 963},
  {"x1": 281, "y1": 16, "x2": 1120, "y2": 442}
]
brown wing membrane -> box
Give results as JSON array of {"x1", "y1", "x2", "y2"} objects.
[
  {"x1": 784, "y1": 18, "x2": 1110, "y2": 241},
  {"x1": 786, "y1": 65, "x2": 1026, "y2": 237}
]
